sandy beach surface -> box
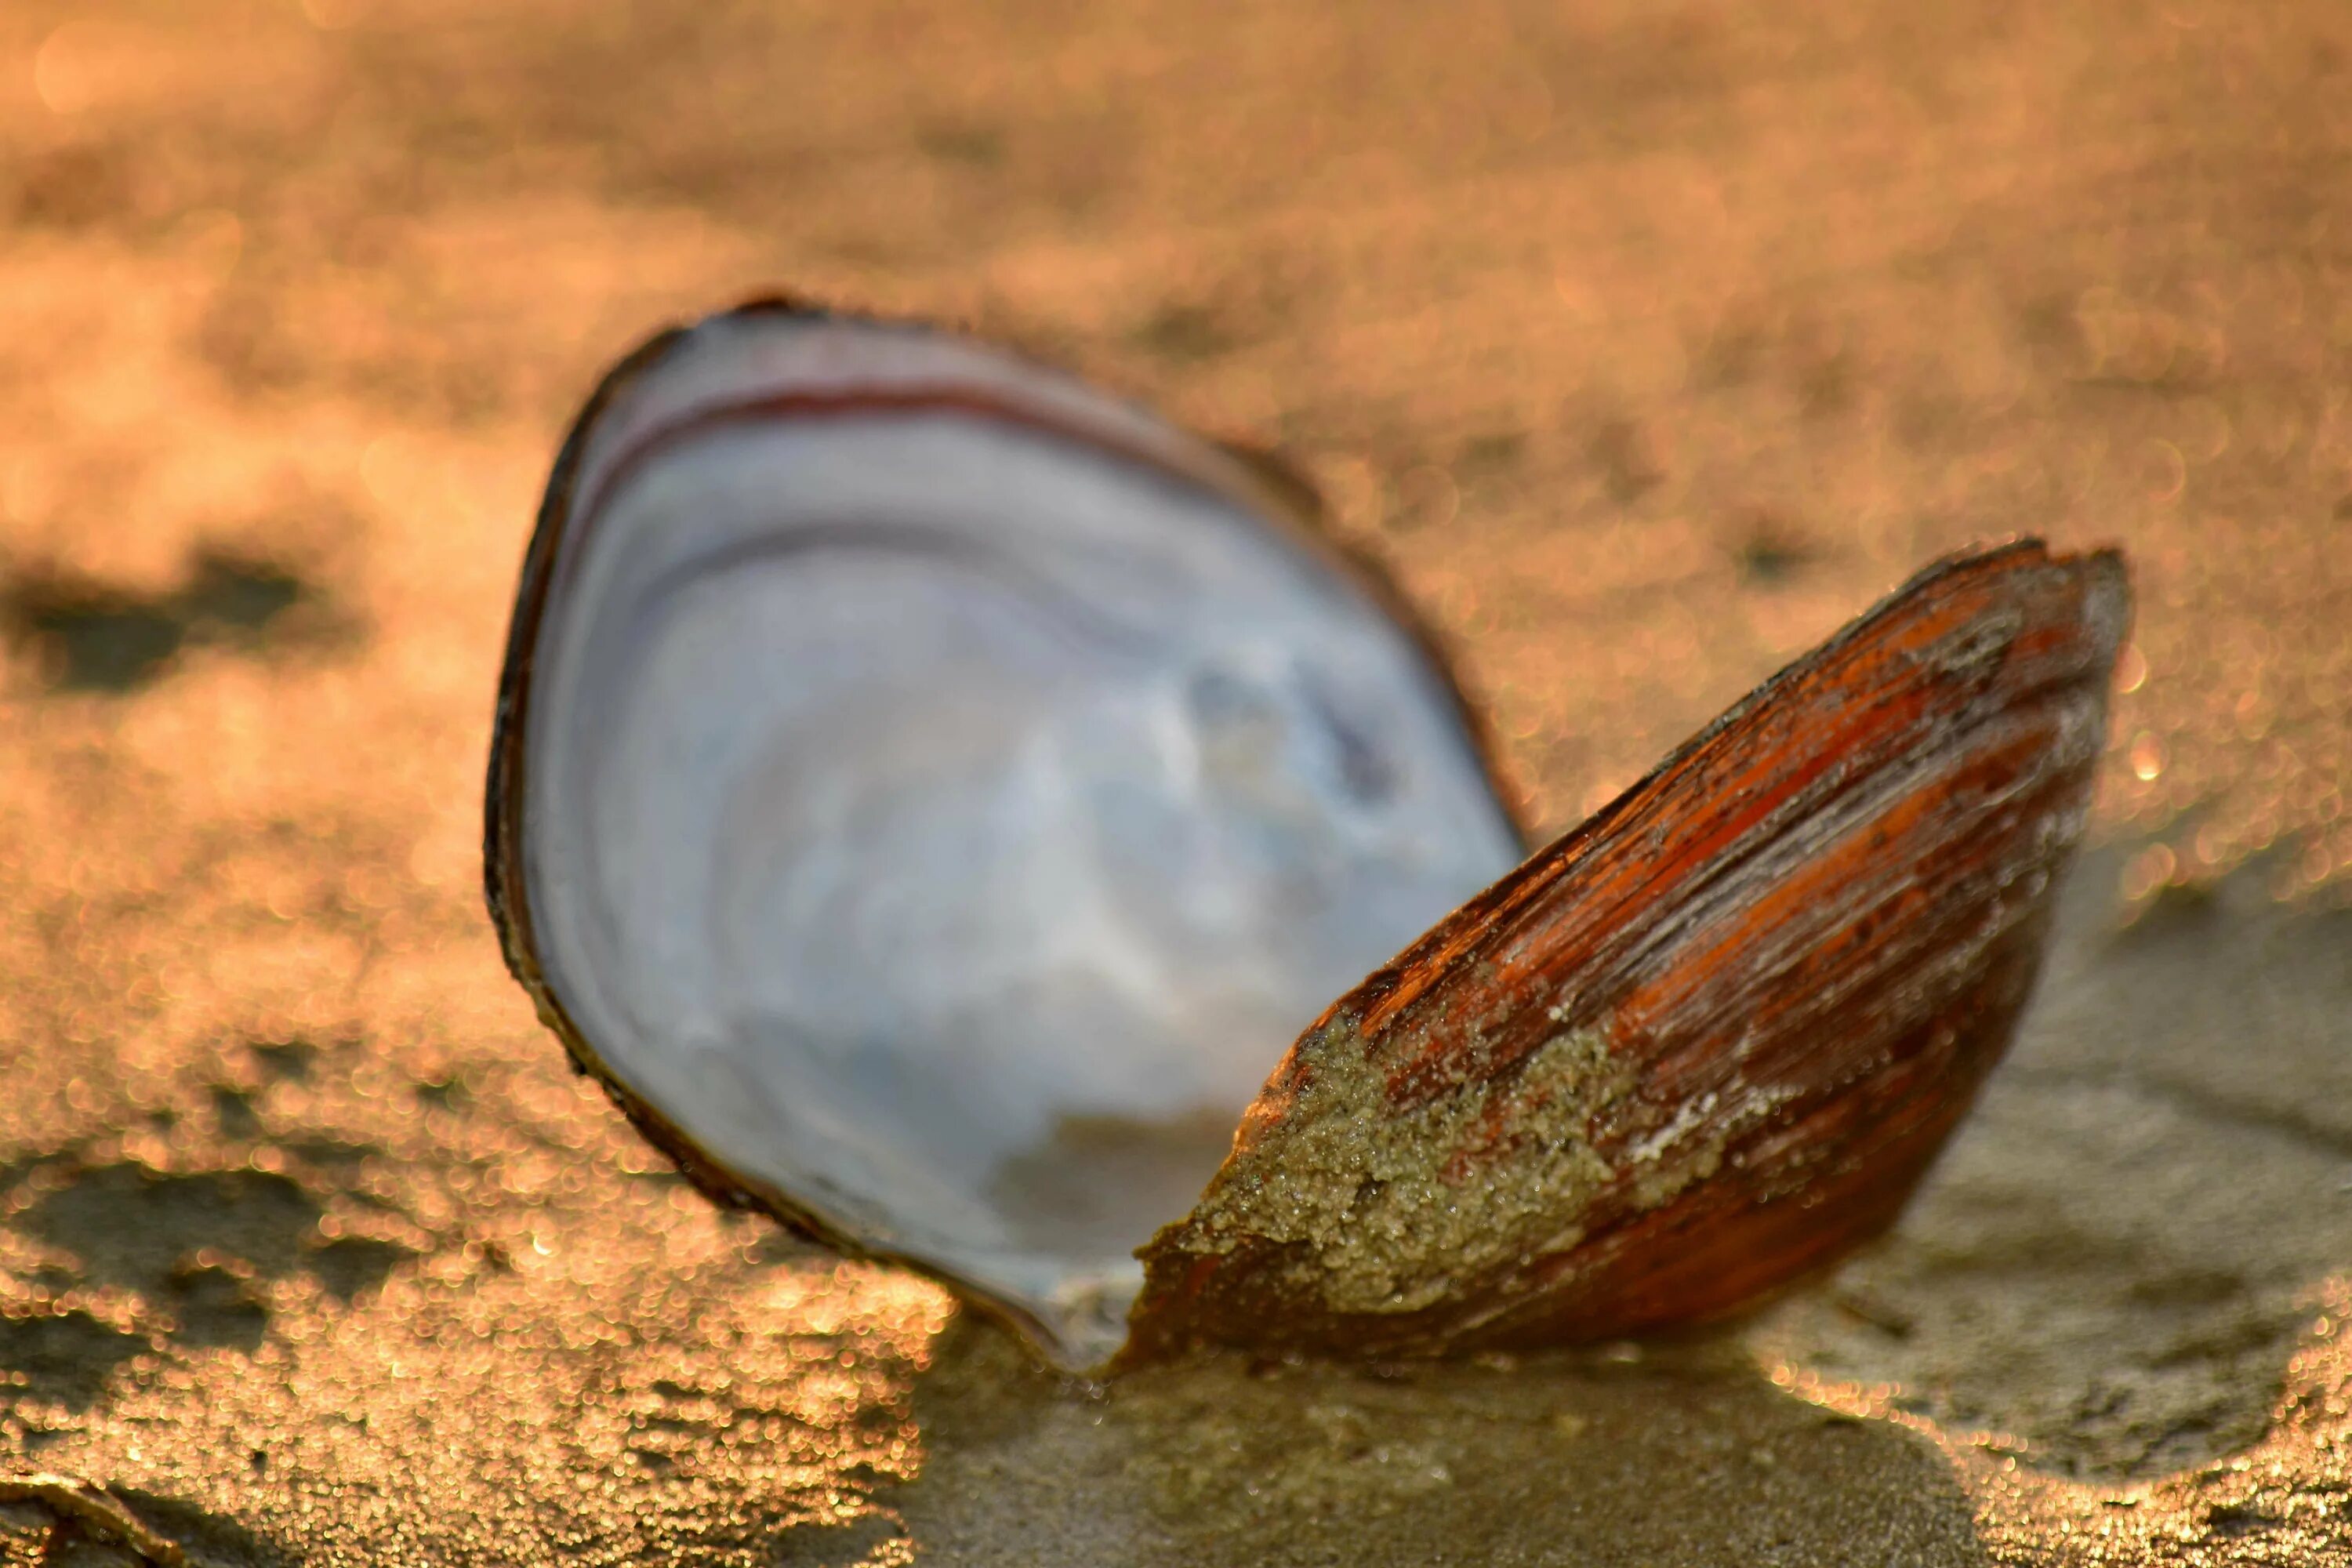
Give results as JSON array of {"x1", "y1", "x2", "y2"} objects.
[{"x1": 2, "y1": 1, "x2": 2349, "y2": 1562}]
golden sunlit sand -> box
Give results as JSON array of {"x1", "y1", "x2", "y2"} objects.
[{"x1": 2, "y1": 1, "x2": 2348, "y2": 1563}]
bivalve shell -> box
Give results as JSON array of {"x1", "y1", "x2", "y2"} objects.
[{"x1": 485, "y1": 300, "x2": 2130, "y2": 1374}]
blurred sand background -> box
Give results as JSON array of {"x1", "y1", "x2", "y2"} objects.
[{"x1": 2, "y1": 0, "x2": 2348, "y2": 1563}]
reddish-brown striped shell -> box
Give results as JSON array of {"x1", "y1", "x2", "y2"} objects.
[{"x1": 1122, "y1": 540, "x2": 2129, "y2": 1363}]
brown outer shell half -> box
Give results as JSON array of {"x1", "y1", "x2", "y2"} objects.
[
  {"x1": 1122, "y1": 539, "x2": 2130, "y2": 1367},
  {"x1": 480, "y1": 298, "x2": 1523, "y2": 1365}
]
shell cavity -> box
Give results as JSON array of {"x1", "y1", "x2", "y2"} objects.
[{"x1": 485, "y1": 306, "x2": 1524, "y2": 1367}]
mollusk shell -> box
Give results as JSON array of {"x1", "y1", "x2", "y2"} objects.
[
  {"x1": 486, "y1": 300, "x2": 2129, "y2": 1375},
  {"x1": 485, "y1": 302, "x2": 1525, "y2": 1369},
  {"x1": 1125, "y1": 539, "x2": 2129, "y2": 1363}
]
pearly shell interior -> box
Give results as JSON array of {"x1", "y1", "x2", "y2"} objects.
[{"x1": 486, "y1": 304, "x2": 1523, "y2": 1365}]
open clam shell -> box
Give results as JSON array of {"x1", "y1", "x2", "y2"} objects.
[
  {"x1": 485, "y1": 301, "x2": 2129, "y2": 1374},
  {"x1": 485, "y1": 302, "x2": 1527, "y2": 1366}
]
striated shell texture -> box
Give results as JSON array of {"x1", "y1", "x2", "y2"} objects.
[
  {"x1": 1126, "y1": 539, "x2": 2129, "y2": 1363},
  {"x1": 487, "y1": 300, "x2": 2130, "y2": 1374}
]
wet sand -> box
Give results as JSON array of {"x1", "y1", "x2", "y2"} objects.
[{"x1": 3, "y1": 0, "x2": 2349, "y2": 1563}]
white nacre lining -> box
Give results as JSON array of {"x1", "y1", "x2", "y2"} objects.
[{"x1": 518, "y1": 316, "x2": 1521, "y2": 1363}]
